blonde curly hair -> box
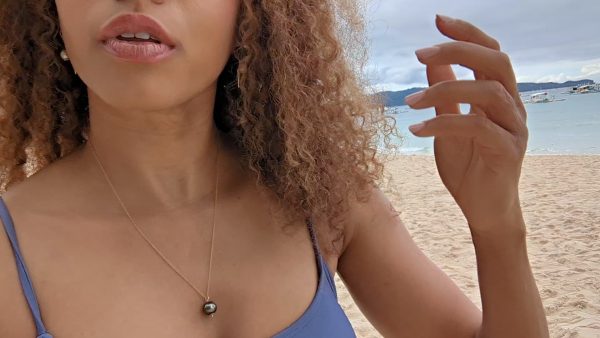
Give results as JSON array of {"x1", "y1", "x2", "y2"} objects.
[{"x1": 0, "y1": 0, "x2": 399, "y2": 256}]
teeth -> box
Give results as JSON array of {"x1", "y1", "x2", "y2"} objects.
[
  {"x1": 117, "y1": 32, "x2": 160, "y2": 42},
  {"x1": 134, "y1": 32, "x2": 151, "y2": 39}
]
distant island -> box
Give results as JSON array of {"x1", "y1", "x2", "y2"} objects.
[{"x1": 378, "y1": 79, "x2": 595, "y2": 107}]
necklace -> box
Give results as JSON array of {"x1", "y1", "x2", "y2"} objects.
[{"x1": 88, "y1": 132, "x2": 221, "y2": 317}]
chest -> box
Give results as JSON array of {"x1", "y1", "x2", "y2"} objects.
[{"x1": 3, "y1": 211, "x2": 340, "y2": 338}]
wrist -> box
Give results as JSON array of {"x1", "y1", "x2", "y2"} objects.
[{"x1": 469, "y1": 208, "x2": 527, "y2": 249}]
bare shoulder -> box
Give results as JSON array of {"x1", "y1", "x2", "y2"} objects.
[
  {"x1": 0, "y1": 216, "x2": 33, "y2": 336},
  {"x1": 0, "y1": 176, "x2": 49, "y2": 336},
  {"x1": 0, "y1": 146, "x2": 91, "y2": 253},
  {"x1": 337, "y1": 184, "x2": 399, "y2": 255},
  {"x1": 0, "y1": 149, "x2": 88, "y2": 336},
  {"x1": 4, "y1": 146, "x2": 91, "y2": 210},
  {"x1": 309, "y1": 185, "x2": 397, "y2": 274}
]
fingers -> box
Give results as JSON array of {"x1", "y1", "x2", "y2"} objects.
[
  {"x1": 415, "y1": 41, "x2": 519, "y2": 99},
  {"x1": 426, "y1": 65, "x2": 461, "y2": 115},
  {"x1": 407, "y1": 15, "x2": 528, "y2": 160},
  {"x1": 405, "y1": 80, "x2": 525, "y2": 135},
  {"x1": 408, "y1": 114, "x2": 519, "y2": 158},
  {"x1": 435, "y1": 14, "x2": 501, "y2": 51},
  {"x1": 430, "y1": 15, "x2": 526, "y2": 108},
  {"x1": 434, "y1": 14, "x2": 500, "y2": 84}
]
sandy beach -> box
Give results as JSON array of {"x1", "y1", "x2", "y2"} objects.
[{"x1": 334, "y1": 155, "x2": 600, "y2": 338}]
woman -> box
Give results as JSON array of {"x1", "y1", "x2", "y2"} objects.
[{"x1": 0, "y1": 0, "x2": 548, "y2": 337}]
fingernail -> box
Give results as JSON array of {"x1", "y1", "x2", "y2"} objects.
[
  {"x1": 415, "y1": 46, "x2": 440, "y2": 59},
  {"x1": 404, "y1": 90, "x2": 425, "y2": 105},
  {"x1": 409, "y1": 122, "x2": 425, "y2": 134},
  {"x1": 436, "y1": 14, "x2": 454, "y2": 23}
]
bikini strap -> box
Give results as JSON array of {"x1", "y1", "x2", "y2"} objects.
[
  {"x1": 305, "y1": 216, "x2": 338, "y2": 298},
  {"x1": 0, "y1": 196, "x2": 54, "y2": 338},
  {"x1": 305, "y1": 216, "x2": 322, "y2": 259}
]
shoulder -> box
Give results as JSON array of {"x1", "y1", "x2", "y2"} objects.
[
  {"x1": 0, "y1": 234, "x2": 34, "y2": 334},
  {"x1": 2, "y1": 146, "x2": 96, "y2": 216},
  {"x1": 0, "y1": 147, "x2": 95, "y2": 271},
  {"x1": 311, "y1": 184, "x2": 397, "y2": 271},
  {"x1": 0, "y1": 149, "x2": 90, "y2": 336},
  {"x1": 338, "y1": 184, "x2": 400, "y2": 255},
  {"x1": 0, "y1": 181, "x2": 48, "y2": 336}
]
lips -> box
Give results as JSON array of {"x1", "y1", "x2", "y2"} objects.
[
  {"x1": 98, "y1": 13, "x2": 177, "y2": 63},
  {"x1": 98, "y1": 13, "x2": 176, "y2": 47}
]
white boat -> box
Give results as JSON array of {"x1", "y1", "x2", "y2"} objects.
[
  {"x1": 566, "y1": 84, "x2": 599, "y2": 94},
  {"x1": 523, "y1": 92, "x2": 565, "y2": 104},
  {"x1": 576, "y1": 85, "x2": 598, "y2": 94}
]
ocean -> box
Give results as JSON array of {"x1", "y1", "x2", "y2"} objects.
[{"x1": 385, "y1": 87, "x2": 600, "y2": 155}]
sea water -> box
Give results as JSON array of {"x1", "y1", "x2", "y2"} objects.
[{"x1": 385, "y1": 87, "x2": 600, "y2": 155}]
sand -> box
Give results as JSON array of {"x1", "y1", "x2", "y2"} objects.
[{"x1": 334, "y1": 155, "x2": 600, "y2": 338}]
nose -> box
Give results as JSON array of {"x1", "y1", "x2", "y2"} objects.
[
  {"x1": 111, "y1": 0, "x2": 170, "y2": 29},
  {"x1": 116, "y1": 0, "x2": 166, "y2": 7}
]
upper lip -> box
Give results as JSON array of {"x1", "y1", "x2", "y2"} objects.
[{"x1": 98, "y1": 13, "x2": 177, "y2": 47}]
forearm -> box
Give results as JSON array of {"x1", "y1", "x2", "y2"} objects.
[{"x1": 470, "y1": 211, "x2": 549, "y2": 338}]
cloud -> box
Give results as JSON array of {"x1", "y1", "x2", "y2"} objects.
[
  {"x1": 533, "y1": 63, "x2": 600, "y2": 83},
  {"x1": 581, "y1": 63, "x2": 600, "y2": 78},
  {"x1": 365, "y1": 0, "x2": 600, "y2": 90},
  {"x1": 535, "y1": 73, "x2": 572, "y2": 83}
]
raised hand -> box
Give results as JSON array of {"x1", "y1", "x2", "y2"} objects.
[{"x1": 405, "y1": 15, "x2": 529, "y2": 236}]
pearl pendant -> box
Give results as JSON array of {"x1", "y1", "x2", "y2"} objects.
[{"x1": 203, "y1": 300, "x2": 217, "y2": 316}]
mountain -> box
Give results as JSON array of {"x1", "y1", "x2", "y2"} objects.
[
  {"x1": 517, "y1": 80, "x2": 594, "y2": 92},
  {"x1": 378, "y1": 79, "x2": 595, "y2": 107}
]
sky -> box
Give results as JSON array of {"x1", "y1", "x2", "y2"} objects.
[{"x1": 363, "y1": 0, "x2": 600, "y2": 91}]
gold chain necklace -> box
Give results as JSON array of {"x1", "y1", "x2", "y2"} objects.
[{"x1": 88, "y1": 133, "x2": 221, "y2": 317}]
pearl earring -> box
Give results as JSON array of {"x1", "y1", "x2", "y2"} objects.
[
  {"x1": 60, "y1": 49, "x2": 69, "y2": 61},
  {"x1": 59, "y1": 49, "x2": 77, "y2": 75}
]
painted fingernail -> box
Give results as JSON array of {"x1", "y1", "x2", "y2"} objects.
[
  {"x1": 415, "y1": 46, "x2": 440, "y2": 59},
  {"x1": 405, "y1": 90, "x2": 425, "y2": 105},
  {"x1": 409, "y1": 122, "x2": 425, "y2": 134},
  {"x1": 436, "y1": 14, "x2": 454, "y2": 23}
]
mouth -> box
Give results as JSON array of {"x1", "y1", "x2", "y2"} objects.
[{"x1": 98, "y1": 13, "x2": 177, "y2": 63}]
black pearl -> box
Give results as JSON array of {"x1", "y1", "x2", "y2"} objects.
[{"x1": 203, "y1": 301, "x2": 217, "y2": 316}]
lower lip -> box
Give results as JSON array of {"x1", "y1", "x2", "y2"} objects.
[{"x1": 102, "y1": 38, "x2": 175, "y2": 63}]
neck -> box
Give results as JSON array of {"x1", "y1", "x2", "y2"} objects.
[{"x1": 76, "y1": 90, "x2": 239, "y2": 215}]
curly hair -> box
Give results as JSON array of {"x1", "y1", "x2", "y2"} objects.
[{"x1": 0, "y1": 0, "x2": 399, "y2": 256}]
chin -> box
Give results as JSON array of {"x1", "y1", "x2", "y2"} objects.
[
  {"x1": 83, "y1": 67, "x2": 213, "y2": 113},
  {"x1": 90, "y1": 88, "x2": 186, "y2": 112}
]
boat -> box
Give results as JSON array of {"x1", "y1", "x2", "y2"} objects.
[
  {"x1": 575, "y1": 85, "x2": 598, "y2": 94},
  {"x1": 565, "y1": 84, "x2": 600, "y2": 94},
  {"x1": 565, "y1": 87, "x2": 579, "y2": 94},
  {"x1": 523, "y1": 92, "x2": 566, "y2": 104}
]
